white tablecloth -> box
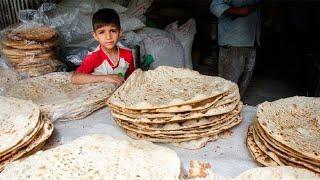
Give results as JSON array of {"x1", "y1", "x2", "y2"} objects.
[{"x1": 44, "y1": 105, "x2": 260, "y2": 177}]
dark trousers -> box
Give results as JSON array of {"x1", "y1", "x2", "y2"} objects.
[{"x1": 218, "y1": 47, "x2": 256, "y2": 97}]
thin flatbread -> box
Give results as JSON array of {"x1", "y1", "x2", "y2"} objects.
[
  {"x1": 0, "y1": 135, "x2": 181, "y2": 179},
  {"x1": 256, "y1": 96, "x2": 320, "y2": 161},
  {"x1": 246, "y1": 125, "x2": 279, "y2": 167},
  {"x1": 4, "y1": 72, "x2": 118, "y2": 121},
  {"x1": 108, "y1": 66, "x2": 237, "y2": 110},
  {"x1": 0, "y1": 96, "x2": 40, "y2": 155}
]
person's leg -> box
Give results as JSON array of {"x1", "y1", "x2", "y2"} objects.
[
  {"x1": 238, "y1": 48, "x2": 256, "y2": 97},
  {"x1": 218, "y1": 47, "x2": 245, "y2": 83}
]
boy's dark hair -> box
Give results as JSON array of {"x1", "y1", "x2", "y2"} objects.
[{"x1": 92, "y1": 8, "x2": 121, "y2": 31}]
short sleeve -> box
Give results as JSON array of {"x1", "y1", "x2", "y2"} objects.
[
  {"x1": 125, "y1": 52, "x2": 135, "y2": 78},
  {"x1": 210, "y1": 0, "x2": 231, "y2": 18},
  {"x1": 75, "y1": 55, "x2": 95, "y2": 74}
]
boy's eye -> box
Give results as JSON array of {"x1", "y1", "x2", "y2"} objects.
[
  {"x1": 98, "y1": 31, "x2": 104, "y2": 34},
  {"x1": 111, "y1": 30, "x2": 117, "y2": 33}
]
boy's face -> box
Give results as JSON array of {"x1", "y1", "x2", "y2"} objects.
[{"x1": 93, "y1": 24, "x2": 122, "y2": 51}]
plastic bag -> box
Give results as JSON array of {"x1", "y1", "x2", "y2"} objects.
[
  {"x1": 107, "y1": 0, "x2": 131, "y2": 7},
  {"x1": 47, "y1": 9, "x2": 80, "y2": 44},
  {"x1": 17, "y1": 3, "x2": 81, "y2": 46},
  {"x1": 63, "y1": 38, "x2": 99, "y2": 66},
  {"x1": 59, "y1": 0, "x2": 128, "y2": 14},
  {"x1": 63, "y1": 47, "x2": 90, "y2": 66},
  {"x1": 121, "y1": 31, "x2": 144, "y2": 47},
  {"x1": 120, "y1": 13, "x2": 145, "y2": 33},
  {"x1": 137, "y1": 27, "x2": 185, "y2": 69},
  {"x1": 126, "y1": 0, "x2": 154, "y2": 23},
  {"x1": 165, "y1": 19, "x2": 197, "y2": 69},
  {"x1": 57, "y1": 0, "x2": 98, "y2": 14},
  {"x1": 120, "y1": 31, "x2": 145, "y2": 67},
  {"x1": 95, "y1": 0, "x2": 128, "y2": 13}
]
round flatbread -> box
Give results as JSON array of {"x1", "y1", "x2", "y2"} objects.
[
  {"x1": 256, "y1": 96, "x2": 320, "y2": 161},
  {"x1": 234, "y1": 166, "x2": 320, "y2": 180},
  {"x1": 108, "y1": 66, "x2": 237, "y2": 110},
  {"x1": 0, "y1": 118, "x2": 53, "y2": 171},
  {"x1": 124, "y1": 115, "x2": 242, "y2": 143},
  {"x1": 6, "y1": 52, "x2": 54, "y2": 64},
  {"x1": 1, "y1": 46, "x2": 50, "y2": 57},
  {"x1": 4, "y1": 72, "x2": 117, "y2": 121},
  {"x1": 2, "y1": 38, "x2": 58, "y2": 50},
  {"x1": 0, "y1": 135, "x2": 181, "y2": 179},
  {"x1": 246, "y1": 125, "x2": 279, "y2": 167},
  {"x1": 5, "y1": 26, "x2": 57, "y2": 42},
  {"x1": 0, "y1": 96, "x2": 40, "y2": 155}
]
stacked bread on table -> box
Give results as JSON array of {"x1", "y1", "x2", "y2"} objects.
[
  {"x1": 4, "y1": 72, "x2": 118, "y2": 121},
  {"x1": 1, "y1": 26, "x2": 59, "y2": 77},
  {"x1": 233, "y1": 166, "x2": 319, "y2": 180},
  {"x1": 0, "y1": 96, "x2": 53, "y2": 171},
  {"x1": 108, "y1": 66, "x2": 243, "y2": 149},
  {"x1": 247, "y1": 96, "x2": 320, "y2": 174},
  {"x1": 187, "y1": 161, "x2": 319, "y2": 180}
]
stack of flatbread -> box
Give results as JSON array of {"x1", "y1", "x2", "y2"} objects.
[
  {"x1": 246, "y1": 96, "x2": 320, "y2": 174},
  {"x1": 1, "y1": 26, "x2": 59, "y2": 77},
  {"x1": 4, "y1": 72, "x2": 117, "y2": 121},
  {"x1": 186, "y1": 162, "x2": 319, "y2": 180},
  {"x1": 107, "y1": 66, "x2": 243, "y2": 149},
  {"x1": 0, "y1": 134, "x2": 181, "y2": 179},
  {"x1": 0, "y1": 96, "x2": 53, "y2": 171},
  {"x1": 233, "y1": 166, "x2": 319, "y2": 180}
]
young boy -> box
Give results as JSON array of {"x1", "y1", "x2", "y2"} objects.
[{"x1": 71, "y1": 8, "x2": 135, "y2": 85}]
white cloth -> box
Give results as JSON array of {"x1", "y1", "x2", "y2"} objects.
[{"x1": 45, "y1": 105, "x2": 259, "y2": 177}]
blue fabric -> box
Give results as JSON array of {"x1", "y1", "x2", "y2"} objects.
[{"x1": 210, "y1": 0, "x2": 261, "y2": 47}]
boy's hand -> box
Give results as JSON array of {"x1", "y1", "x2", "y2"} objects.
[{"x1": 104, "y1": 74, "x2": 125, "y2": 86}]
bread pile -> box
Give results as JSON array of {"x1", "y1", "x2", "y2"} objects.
[
  {"x1": 4, "y1": 72, "x2": 118, "y2": 121},
  {"x1": 0, "y1": 96, "x2": 53, "y2": 171},
  {"x1": 233, "y1": 166, "x2": 319, "y2": 180},
  {"x1": 246, "y1": 96, "x2": 320, "y2": 173},
  {"x1": 187, "y1": 162, "x2": 319, "y2": 180},
  {"x1": 0, "y1": 134, "x2": 181, "y2": 179},
  {"x1": 107, "y1": 66, "x2": 243, "y2": 149},
  {"x1": 1, "y1": 26, "x2": 59, "y2": 77}
]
